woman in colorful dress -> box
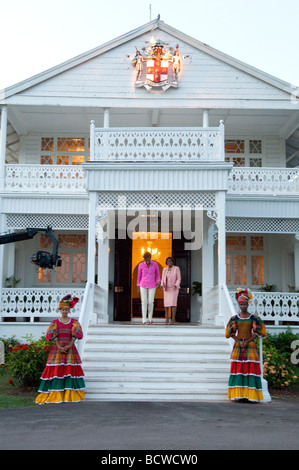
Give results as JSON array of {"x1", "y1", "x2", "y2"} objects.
[
  {"x1": 161, "y1": 257, "x2": 181, "y2": 324},
  {"x1": 35, "y1": 294, "x2": 85, "y2": 404},
  {"x1": 225, "y1": 288, "x2": 266, "y2": 402}
]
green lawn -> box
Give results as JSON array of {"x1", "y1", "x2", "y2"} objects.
[{"x1": 0, "y1": 369, "x2": 37, "y2": 409}]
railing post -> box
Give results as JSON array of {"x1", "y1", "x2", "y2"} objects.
[
  {"x1": 259, "y1": 336, "x2": 272, "y2": 403},
  {"x1": 202, "y1": 109, "x2": 209, "y2": 128},
  {"x1": 219, "y1": 120, "x2": 225, "y2": 161},
  {"x1": 90, "y1": 120, "x2": 95, "y2": 162},
  {"x1": 0, "y1": 106, "x2": 8, "y2": 191}
]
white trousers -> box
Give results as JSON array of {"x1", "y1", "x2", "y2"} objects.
[{"x1": 140, "y1": 287, "x2": 156, "y2": 323}]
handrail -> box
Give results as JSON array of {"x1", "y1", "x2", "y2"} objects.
[
  {"x1": 77, "y1": 281, "x2": 93, "y2": 357},
  {"x1": 220, "y1": 284, "x2": 237, "y2": 348}
]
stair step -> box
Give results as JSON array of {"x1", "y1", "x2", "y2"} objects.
[
  {"x1": 84, "y1": 391, "x2": 228, "y2": 401},
  {"x1": 81, "y1": 324, "x2": 231, "y2": 401}
]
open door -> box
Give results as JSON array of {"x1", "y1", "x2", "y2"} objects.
[
  {"x1": 114, "y1": 232, "x2": 191, "y2": 322},
  {"x1": 114, "y1": 235, "x2": 132, "y2": 321},
  {"x1": 173, "y1": 237, "x2": 191, "y2": 322}
]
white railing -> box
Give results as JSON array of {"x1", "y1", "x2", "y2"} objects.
[
  {"x1": 220, "y1": 284, "x2": 238, "y2": 325},
  {"x1": 4, "y1": 164, "x2": 87, "y2": 192},
  {"x1": 229, "y1": 291, "x2": 299, "y2": 325},
  {"x1": 0, "y1": 287, "x2": 85, "y2": 322},
  {"x1": 77, "y1": 282, "x2": 94, "y2": 357},
  {"x1": 91, "y1": 124, "x2": 225, "y2": 162},
  {"x1": 228, "y1": 168, "x2": 299, "y2": 196}
]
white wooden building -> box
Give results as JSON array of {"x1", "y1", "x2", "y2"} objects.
[{"x1": 0, "y1": 19, "x2": 298, "y2": 400}]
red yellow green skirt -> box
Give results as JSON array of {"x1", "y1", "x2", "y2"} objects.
[
  {"x1": 228, "y1": 360, "x2": 263, "y2": 402},
  {"x1": 35, "y1": 363, "x2": 85, "y2": 405}
]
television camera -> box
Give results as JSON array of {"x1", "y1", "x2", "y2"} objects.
[{"x1": 0, "y1": 226, "x2": 61, "y2": 270}]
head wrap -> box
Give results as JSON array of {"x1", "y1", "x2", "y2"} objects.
[
  {"x1": 58, "y1": 294, "x2": 79, "y2": 310},
  {"x1": 235, "y1": 288, "x2": 253, "y2": 304}
]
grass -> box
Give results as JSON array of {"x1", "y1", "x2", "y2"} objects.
[
  {"x1": 0, "y1": 369, "x2": 37, "y2": 409},
  {"x1": 1, "y1": 365, "x2": 299, "y2": 409}
]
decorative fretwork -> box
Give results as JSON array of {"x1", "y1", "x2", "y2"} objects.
[
  {"x1": 230, "y1": 291, "x2": 299, "y2": 325},
  {"x1": 226, "y1": 217, "x2": 299, "y2": 234},
  {"x1": 6, "y1": 214, "x2": 89, "y2": 230},
  {"x1": 0, "y1": 288, "x2": 84, "y2": 320},
  {"x1": 5, "y1": 165, "x2": 87, "y2": 192},
  {"x1": 97, "y1": 191, "x2": 216, "y2": 210},
  {"x1": 93, "y1": 127, "x2": 224, "y2": 162},
  {"x1": 228, "y1": 168, "x2": 299, "y2": 195}
]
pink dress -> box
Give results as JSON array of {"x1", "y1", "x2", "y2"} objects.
[{"x1": 161, "y1": 266, "x2": 181, "y2": 307}]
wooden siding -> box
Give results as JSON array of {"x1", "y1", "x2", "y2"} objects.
[{"x1": 18, "y1": 30, "x2": 291, "y2": 107}]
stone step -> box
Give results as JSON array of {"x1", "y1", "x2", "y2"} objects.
[
  {"x1": 82, "y1": 324, "x2": 231, "y2": 401},
  {"x1": 84, "y1": 390, "x2": 228, "y2": 402}
]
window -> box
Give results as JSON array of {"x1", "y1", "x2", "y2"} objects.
[
  {"x1": 225, "y1": 139, "x2": 263, "y2": 167},
  {"x1": 38, "y1": 233, "x2": 87, "y2": 285},
  {"x1": 226, "y1": 235, "x2": 264, "y2": 287},
  {"x1": 41, "y1": 137, "x2": 90, "y2": 165}
]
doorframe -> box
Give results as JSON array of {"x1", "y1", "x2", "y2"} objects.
[{"x1": 113, "y1": 231, "x2": 192, "y2": 323}]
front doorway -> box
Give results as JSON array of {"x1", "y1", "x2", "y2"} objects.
[{"x1": 114, "y1": 232, "x2": 191, "y2": 322}]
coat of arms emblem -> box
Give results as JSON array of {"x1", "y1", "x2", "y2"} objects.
[{"x1": 131, "y1": 39, "x2": 181, "y2": 91}]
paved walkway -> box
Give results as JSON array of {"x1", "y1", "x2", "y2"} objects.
[{"x1": 0, "y1": 399, "x2": 298, "y2": 450}]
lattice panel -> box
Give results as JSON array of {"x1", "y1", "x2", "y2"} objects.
[
  {"x1": 226, "y1": 217, "x2": 299, "y2": 234},
  {"x1": 6, "y1": 214, "x2": 89, "y2": 230},
  {"x1": 97, "y1": 191, "x2": 216, "y2": 210}
]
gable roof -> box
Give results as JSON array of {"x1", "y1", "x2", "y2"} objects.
[{"x1": 0, "y1": 19, "x2": 296, "y2": 102}]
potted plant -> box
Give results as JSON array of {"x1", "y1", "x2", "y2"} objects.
[{"x1": 192, "y1": 281, "x2": 202, "y2": 297}]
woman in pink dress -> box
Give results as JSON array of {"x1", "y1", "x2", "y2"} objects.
[{"x1": 161, "y1": 257, "x2": 181, "y2": 324}]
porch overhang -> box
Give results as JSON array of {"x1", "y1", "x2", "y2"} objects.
[{"x1": 83, "y1": 161, "x2": 233, "y2": 193}]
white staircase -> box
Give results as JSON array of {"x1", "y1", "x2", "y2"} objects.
[{"x1": 81, "y1": 324, "x2": 231, "y2": 401}]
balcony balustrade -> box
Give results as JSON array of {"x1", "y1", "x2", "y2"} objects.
[
  {"x1": 229, "y1": 291, "x2": 299, "y2": 325},
  {"x1": 4, "y1": 164, "x2": 87, "y2": 192},
  {"x1": 227, "y1": 167, "x2": 299, "y2": 196},
  {"x1": 4, "y1": 163, "x2": 298, "y2": 197},
  {"x1": 3, "y1": 122, "x2": 299, "y2": 197},
  {"x1": 0, "y1": 287, "x2": 84, "y2": 322},
  {"x1": 90, "y1": 124, "x2": 225, "y2": 162}
]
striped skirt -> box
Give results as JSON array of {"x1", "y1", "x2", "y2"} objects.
[
  {"x1": 228, "y1": 341, "x2": 263, "y2": 402},
  {"x1": 35, "y1": 350, "x2": 85, "y2": 405}
]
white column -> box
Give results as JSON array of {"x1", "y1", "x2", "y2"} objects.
[
  {"x1": 215, "y1": 191, "x2": 226, "y2": 325},
  {"x1": 0, "y1": 212, "x2": 5, "y2": 320},
  {"x1": 103, "y1": 108, "x2": 110, "y2": 128},
  {"x1": 97, "y1": 235, "x2": 109, "y2": 323},
  {"x1": 202, "y1": 109, "x2": 209, "y2": 128},
  {"x1": 294, "y1": 235, "x2": 299, "y2": 289},
  {"x1": 90, "y1": 120, "x2": 95, "y2": 161},
  {"x1": 87, "y1": 192, "x2": 97, "y2": 283},
  {"x1": 0, "y1": 106, "x2": 8, "y2": 191},
  {"x1": 201, "y1": 212, "x2": 215, "y2": 324}
]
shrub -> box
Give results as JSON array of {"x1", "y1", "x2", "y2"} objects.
[
  {"x1": 263, "y1": 327, "x2": 299, "y2": 355},
  {"x1": 263, "y1": 345, "x2": 297, "y2": 389},
  {"x1": 262, "y1": 328, "x2": 299, "y2": 389},
  {"x1": 5, "y1": 334, "x2": 51, "y2": 388},
  {"x1": 0, "y1": 335, "x2": 20, "y2": 357}
]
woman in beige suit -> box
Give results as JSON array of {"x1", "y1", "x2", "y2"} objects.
[{"x1": 161, "y1": 257, "x2": 181, "y2": 324}]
